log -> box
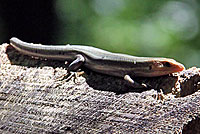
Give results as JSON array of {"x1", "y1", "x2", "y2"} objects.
[{"x1": 0, "y1": 43, "x2": 199, "y2": 133}]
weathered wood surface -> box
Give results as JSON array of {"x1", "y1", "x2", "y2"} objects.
[{"x1": 0, "y1": 43, "x2": 200, "y2": 133}]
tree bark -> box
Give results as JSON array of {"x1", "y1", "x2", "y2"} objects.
[{"x1": 0, "y1": 43, "x2": 199, "y2": 133}]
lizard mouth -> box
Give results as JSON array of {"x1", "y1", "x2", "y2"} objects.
[
  {"x1": 153, "y1": 62, "x2": 185, "y2": 77},
  {"x1": 166, "y1": 60, "x2": 185, "y2": 72},
  {"x1": 142, "y1": 60, "x2": 185, "y2": 77},
  {"x1": 173, "y1": 62, "x2": 185, "y2": 72}
]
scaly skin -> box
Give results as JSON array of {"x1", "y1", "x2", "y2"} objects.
[{"x1": 10, "y1": 37, "x2": 185, "y2": 78}]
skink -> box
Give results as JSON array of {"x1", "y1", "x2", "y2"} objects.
[{"x1": 9, "y1": 37, "x2": 185, "y2": 86}]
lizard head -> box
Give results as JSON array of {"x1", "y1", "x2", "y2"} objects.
[
  {"x1": 133, "y1": 58, "x2": 185, "y2": 77},
  {"x1": 144, "y1": 58, "x2": 185, "y2": 77}
]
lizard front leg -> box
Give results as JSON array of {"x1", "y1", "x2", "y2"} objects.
[{"x1": 124, "y1": 75, "x2": 151, "y2": 89}]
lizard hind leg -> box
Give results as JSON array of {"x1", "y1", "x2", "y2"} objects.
[
  {"x1": 64, "y1": 54, "x2": 85, "y2": 83},
  {"x1": 67, "y1": 54, "x2": 85, "y2": 72},
  {"x1": 57, "y1": 54, "x2": 85, "y2": 82}
]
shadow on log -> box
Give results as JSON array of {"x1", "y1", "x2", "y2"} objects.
[{"x1": 0, "y1": 43, "x2": 199, "y2": 133}]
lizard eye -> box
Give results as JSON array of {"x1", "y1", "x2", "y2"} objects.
[
  {"x1": 164, "y1": 62, "x2": 171, "y2": 67},
  {"x1": 149, "y1": 65, "x2": 152, "y2": 70}
]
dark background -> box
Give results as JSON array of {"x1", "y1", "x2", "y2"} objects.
[
  {"x1": 0, "y1": 0, "x2": 200, "y2": 68},
  {"x1": 0, "y1": 1, "x2": 57, "y2": 43}
]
